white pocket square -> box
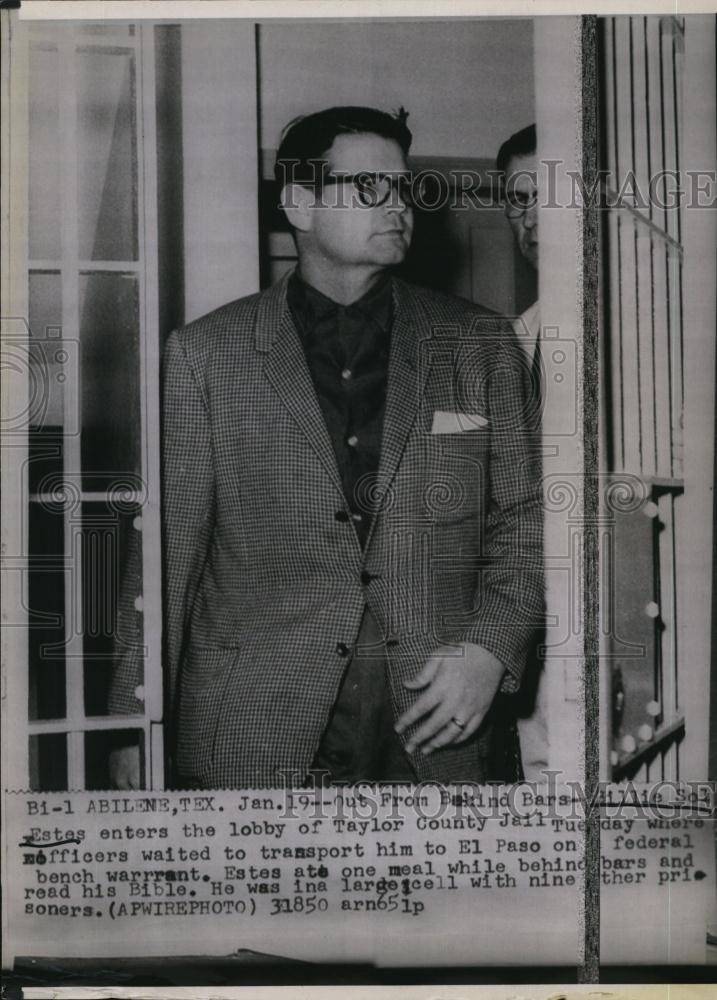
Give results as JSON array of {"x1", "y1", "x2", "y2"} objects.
[{"x1": 431, "y1": 410, "x2": 489, "y2": 434}]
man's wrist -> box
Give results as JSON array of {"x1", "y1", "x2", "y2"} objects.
[{"x1": 462, "y1": 641, "x2": 505, "y2": 680}]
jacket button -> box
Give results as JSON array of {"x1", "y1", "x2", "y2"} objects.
[
  {"x1": 335, "y1": 642, "x2": 350, "y2": 656},
  {"x1": 361, "y1": 570, "x2": 376, "y2": 586},
  {"x1": 334, "y1": 510, "x2": 349, "y2": 522}
]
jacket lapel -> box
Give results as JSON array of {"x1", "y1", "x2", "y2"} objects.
[
  {"x1": 370, "y1": 279, "x2": 431, "y2": 520},
  {"x1": 256, "y1": 273, "x2": 345, "y2": 499},
  {"x1": 255, "y1": 274, "x2": 432, "y2": 529}
]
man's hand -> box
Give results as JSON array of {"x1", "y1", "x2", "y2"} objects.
[
  {"x1": 395, "y1": 643, "x2": 505, "y2": 755},
  {"x1": 109, "y1": 745, "x2": 141, "y2": 789}
]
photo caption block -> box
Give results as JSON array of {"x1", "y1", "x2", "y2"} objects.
[{"x1": 3, "y1": 784, "x2": 713, "y2": 966}]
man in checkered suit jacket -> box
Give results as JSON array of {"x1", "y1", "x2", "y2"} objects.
[{"x1": 110, "y1": 106, "x2": 543, "y2": 789}]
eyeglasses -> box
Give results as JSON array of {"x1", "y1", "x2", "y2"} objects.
[
  {"x1": 318, "y1": 171, "x2": 421, "y2": 208},
  {"x1": 503, "y1": 186, "x2": 538, "y2": 219}
]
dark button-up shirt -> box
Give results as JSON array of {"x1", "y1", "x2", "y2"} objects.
[
  {"x1": 287, "y1": 270, "x2": 415, "y2": 782},
  {"x1": 287, "y1": 270, "x2": 392, "y2": 548}
]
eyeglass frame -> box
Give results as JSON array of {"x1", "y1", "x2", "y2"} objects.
[
  {"x1": 502, "y1": 178, "x2": 539, "y2": 220},
  {"x1": 310, "y1": 170, "x2": 423, "y2": 209}
]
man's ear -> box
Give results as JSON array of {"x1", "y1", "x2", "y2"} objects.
[{"x1": 280, "y1": 183, "x2": 314, "y2": 233}]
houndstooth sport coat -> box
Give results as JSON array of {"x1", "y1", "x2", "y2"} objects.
[{"x1": 110, "y1": 271, "x2": 544, "y2": 788}]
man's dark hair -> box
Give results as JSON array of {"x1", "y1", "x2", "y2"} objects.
[
  {"x1": 274, "y1": 105, "x2": 412, "y2": 187},
  {"x1": 496, "y1": 123, "x2": 536, "y2": 178}
]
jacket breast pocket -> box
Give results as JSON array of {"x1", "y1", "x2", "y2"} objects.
[{"x1": 421, "y1": 431, "x2": 489, "y2": 523}]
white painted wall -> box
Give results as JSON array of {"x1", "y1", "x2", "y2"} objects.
[
  {"x1": 679, "y1": 15, "x2": 716, "y2": 781},
  {"x1": 534, "y1": 16, "x2": 585, "y2": 782},
  {"x1": 181, "y1": 22, "x2": 260, "y2": 322},
  {"x1": 258, "y1": 19, "x2": 534, "y2": 159}
]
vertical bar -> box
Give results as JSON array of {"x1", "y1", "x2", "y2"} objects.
[
  {"x1": 657, "y1": 492, "x2": 679, "y2": 780},
  {"x1": 652, "y1": 241, "x2": 673, "y2": 479},
  {"x1": 581, "y1": 14, "x2": 601, "y2": 984},
  {"x1": 676, "y1": 253, "x2": 684, "y2": 475},
  {"x1": 535, "y1": 11, "x2": 589, "y2": 973},
  {"x1": 66, "y1": 728, "x2": 85, "y2": 790},
  {"x1": 671, "y1": 490, "x2": 682, "y2": 778},
  {"x1": 630, "y1": 17, "x2": 651, "y2": 219},
  {"x1": 614, "y1": 19, "x2": 642, "y2": 473},
  {"x1": 150, "y1": 720, "x2": 164, "y2": 789},
  {"x1": 660, "y1": 20, "x2": 680, "y2": 245},
  {"x1": 602, "y1": 18, "x2": 618, "y2": 181},
  {"x1": 599, "y1": 526, "x2": 610, "y2": 780},
  {"x1": 133, "y1": 25, "x2": 162, "y2": 787},
  {"x1": 641, "y1": 19, "x2": 661, "y2": 478},
  {"x1": 657, "y1": 25, "x2": 681, "y2": 479},
  {"x1": 629, "y1": 17, "x2": 658, "y2": 478},
  {"x1": 613, "y1": 16, "x2": 632, "y2": 185},
  {"x1": 667, "y1": 246, "x2": 684, "y2": 478},
  {"x1": 63, "y1": 519, "x2": 83, "y2": 790},
  {"x1": 136, "y1": 25, "x2": 163, "y2": 788},
  {"x1": 2, "y1": 12, "x2": 31, "y2": 792},
  {"x1": 59, "y1": 32, "x2": 85, "y2": 789},
  {"x1": 671, "y1": 31, "x2": 685, "y2": 457},
  {"x1": 646, "y1": 17, "x2": 666, "y2": 234},
  {"x1": 618, "y1": 214, "x2": 641, "y2": 473},
  {"x1": 602, "y1": 23, "x2": 625, "y2": 472},
  {"x1": 636, "y1": 232, "x2": 657, "y2": 479},
  {"x1": 652, "y1": 493, "x2": 665, "y2": 730},
  {"x1": 672, "y1": 28, "x2": 684, "y2": 247}
]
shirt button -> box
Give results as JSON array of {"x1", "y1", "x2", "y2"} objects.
[
  {"x1": 334, "y1": 510, "x2": 349, "y2": 522},
  {"x1": 341, "y1": 368, "x2": 353, "y2": 381},
  {"x1": 351, "y1": 512, "x2": 363, "y2": 523},
  {"x1": 335, "y1": 642, "x2": 350, "y2": 656},
  {"x1": 347, "y1": 435, "x2": 358, "y2": 448}
]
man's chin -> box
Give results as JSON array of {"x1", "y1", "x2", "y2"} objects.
[{"x1": 369, "y1": 249, "x2": 409, "y2": 268}]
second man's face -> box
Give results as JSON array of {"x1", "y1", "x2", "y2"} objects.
[
  {"x1": 308, "y1": 132, "x2": 414, "y2": 271},
  {"x1": 505, "y1": 152, "x2": 538, "y2": 270}
]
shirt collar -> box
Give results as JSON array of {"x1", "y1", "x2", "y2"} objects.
[{"x1": 287, "y1": 268, "x2": 394, "y2": 338}]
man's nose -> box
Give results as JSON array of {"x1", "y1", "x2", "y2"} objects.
[
  {"x1": 383, "y1": 181, "x2": 411, "y2": 214},
  {"x1": 523, "y1": 201, "x2": 538, "y2": 229},
  {"x1": 385, "y1": 194, "x2": 410, "y2": 215}
]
